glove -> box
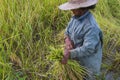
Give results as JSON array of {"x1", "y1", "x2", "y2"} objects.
[{"x1": 61, "y1": 49, "x2": 70, "y2": 64}]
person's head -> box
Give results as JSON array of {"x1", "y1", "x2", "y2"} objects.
[
  {"x1": 71, "y1": 5, "x2": 96, "y2": 16},
  {"x1": 58, "y1": 0, "x2": 98, "y2": 15}
]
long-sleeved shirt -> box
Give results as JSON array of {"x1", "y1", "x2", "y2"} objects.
[{"x1": 65, "y1": 11, "x2": 103, "y2": 74}]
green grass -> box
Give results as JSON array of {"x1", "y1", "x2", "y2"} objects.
[{"x1": 0, "y1": 0, "x2": 120, "y2": 80}]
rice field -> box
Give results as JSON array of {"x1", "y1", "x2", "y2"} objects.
[{"x1": 0, "y1": 0, "x2": 120, "y2": 80}]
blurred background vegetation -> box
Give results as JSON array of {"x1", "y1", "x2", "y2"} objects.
[{"x1": 0, "y1": 0, "x2": 120, "y2": 80}]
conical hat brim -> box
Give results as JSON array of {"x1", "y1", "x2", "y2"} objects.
[{"x1": 59, "y1": 0, "x2": 98, "y2": 10}]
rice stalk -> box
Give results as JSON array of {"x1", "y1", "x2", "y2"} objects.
[{"x1": 46, "y1": 46, "x2": 88, "y2": 80}]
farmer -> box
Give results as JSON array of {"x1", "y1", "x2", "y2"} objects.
[{"x1": 59, "y1": 0, "x2": 103, "y2": 80}]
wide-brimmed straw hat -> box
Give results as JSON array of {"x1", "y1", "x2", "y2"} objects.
[{"x1": 58, "y1": 0, "x2": 98, "y2": 10}]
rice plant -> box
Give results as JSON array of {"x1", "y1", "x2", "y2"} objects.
[
  {"x1": 46, "y1": 46, "x2": 88, "y2": 80},
  {"x1": 0, "y1": 0, "x2": 120, "y2": 79}
]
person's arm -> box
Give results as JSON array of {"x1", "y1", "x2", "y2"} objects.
[
  {"x1": 64, "y1": 35, "x2": 74, "y2": 50},
  {"x1": 70, "y1": 26, "x2": 101, "y2": 59},
  {"x1": 61, "y1": 35, "x2": 74, "y2": 64}
]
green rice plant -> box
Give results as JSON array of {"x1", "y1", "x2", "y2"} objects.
[
  {"x1": 0, "y1": 0, "x2": 120, "y2": 79},
  {"x1": 108, "y1": 0, "x2": 120, "y2": 20},
  {"x1": 46, "y1": 46, "x2": 88, "y2": 80},
  {"x1": 108, "y1": 53, "x2": 120, "y2": 73}
]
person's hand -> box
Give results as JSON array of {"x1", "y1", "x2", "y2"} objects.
[
  {"x1": 61, "y1": 49, "x2": 70, "y2": 64},
  {"x1": 64, "y1": 36, "x2": 74, "y2": 50}
]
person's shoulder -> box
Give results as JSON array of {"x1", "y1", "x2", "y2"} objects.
[
  {"x1": 83, "y1": 21, "x2": 101, "y2": 34},
  {"x1": 86, "y1": 13, "x2": 100, "y2": 30}
]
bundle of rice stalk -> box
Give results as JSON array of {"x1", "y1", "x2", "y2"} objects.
[
  {"x1": 46, "y1": 46, "x2": 89, "y2": 80},
  {"x1": 110, "y1": 53, "x2": 120, "y2": 73}
]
